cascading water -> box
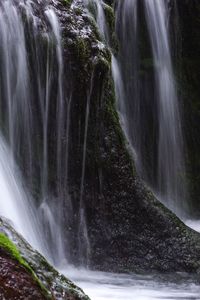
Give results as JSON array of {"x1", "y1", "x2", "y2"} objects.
[
  {"x1": 0, "y1": 134, "x2": 42, "y2": 252},
  {"x1": 143, "y1": 0, "x2": 186, "y2": 216},
  {"x1": 85, "y1": 0, "x2": 108, "y2": 41},
  {"x1": 0, "y1": 0, "x2": 33, "y2": 170},
  {"x1": 114, "y1": 0, "x2": 186, "y2": 217},
  {"x1": 0, "y1": 0, "x2": 69, "y2": 266},
  {"x1": 0, "y1": 0, "x2": 94, "y2": 270},
  {"x1": 0, "y1": 1, "x2": 200, "y2": 300},
  {"x1": 78, "y1": 73, "x2": 94, "y2": 266},
  {"x1": 113, "y1": 0, "x2": 140, "y2": 162}
]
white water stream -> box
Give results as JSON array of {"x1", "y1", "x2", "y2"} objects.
[
  {"x1": 113, "y1": 0, "x2": 186, "y2": 218},
  {"x1": 0, "y1": 135, "x2": 41, "y2": 250},
  {"x1": 143, "y1": 0, "x2": 186, "y2": 217},
  {"x1": 61, "y1": 268, "x2": 200, "y2": 300}
]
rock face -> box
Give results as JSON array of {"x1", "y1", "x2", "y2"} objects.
[
  {"x1": 1, "y1": 0, "x2": 200, "y2": 280},
  {"x1": 0, "y1": 248, "x2": 47, "y2": 300},
  {"x1": 63, "y1": 0, "x2": 200, "y2": 273},
  {"x1": 0, "y1": 218, "x2": 90, "y2": 300},
  {"x1": 22, "y1": 0, "x2": 200, "y2": 274}
]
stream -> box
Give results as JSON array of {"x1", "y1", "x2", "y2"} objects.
[{"x1": 61, "y1": 268, "x2": 200, "y2": 300}]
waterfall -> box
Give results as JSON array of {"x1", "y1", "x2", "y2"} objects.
[
  {"x1": 77, "y1": 72, "x2": 95, "y2": 266},
  {"x1": 0, "y1": 0, "x2": 70, "y2": 266},
  {"x1": 0, "y1": 0, "x2": 33, "y2": 172},
  {"x1": 0, "y1": 0, "x2": 191, "y2": 277},
  {"x1": 84, "y1": 0, "x2": 108, "y2": 41},
  {"x1": 113, "y1": 0, "x2": 140, "y2": 164},
  {"x1": 86, "y1": 0, "x2": 187, "y2": 218},
  {"x1": 0, "y1": 134, "x2": 42, "y2": 252},
  {"x1": 143, "y1": 0, "x2": 186, "y2": 216},
  {"x1": 113, "y1": 0, "x2": 186, "y2": 217},
  {"x1": 0, "y1": 0, "x2": 97, "y2": 269}
]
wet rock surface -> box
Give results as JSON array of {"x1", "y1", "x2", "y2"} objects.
[
  {"x1": 0, "y1": 248, "x2": 47, "y2": 300},
  {"x1": 0, "y1": 218, "x2": 90, "y2": 300},
  {"x1": 62, "y1": 0, "x2": 200, "y2": 274}
]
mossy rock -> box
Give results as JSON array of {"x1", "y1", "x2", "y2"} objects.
[
  {"x1": 62, "y1": 0, "x2": 200, "y2": 274},
  {"x1": 0, "y1": 218, "x2": 90, "y2": 300},
  {"x1": 0, "y1": 232, "x2": 51, "y2": 299}
]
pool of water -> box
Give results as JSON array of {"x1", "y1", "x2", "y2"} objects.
[{"x1": 61, "y1": 268, "x2": 200, "y2": 300}]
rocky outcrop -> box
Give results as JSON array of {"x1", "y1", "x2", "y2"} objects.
[
  {"x1": 62, "y1": 0, "x2": 200, "y2": 274},
  {"x1": 0, "y1": 248, "x2": 47, "y2": 300},
  {"x1": 0, "y1": 218, "x2": 90, "y2": 300}
]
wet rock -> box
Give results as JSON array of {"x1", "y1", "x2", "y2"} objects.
[
  {"x1": 0, "y1": 248, "x2": 47, "y2": 300},
  {"x1": 62, "y1": 0, "x2": 200, "y2": 274},
  {"x1": 0, "y1": 218, "x2": 90, "y2": 300}
]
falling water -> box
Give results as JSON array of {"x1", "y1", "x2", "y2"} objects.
[
  {"x1": 0, "y1": 1, "x2": 199, "y2": 299},
  {"x1": 0, "y1": 0, "x2": 69, "y2": 266},
  {"x1": 78, "y1": 73, "x2": 95, "y2": 266},
  {"x1": 0, "y1": 0, "x2": 33, "y2": 171},
  {"x1": 42, "y1": 7, "x2": 67, "y2": 266},
  {"x1": 114, "y1": 0, "x2": 186, "y2": 217},
  {"x1": 0, "y1": 134, "x2": 42, "y2": 252},
  {"x1": 143, "y1": 0, "x2": 186, "y2": 216},
  {"x1": 84, "y1": 0, "x2": 108, "y2": 41},
  {"x1": 113, "y1": 0, "x2": 140, "y2": 163},
  {"x1": 0, "y1": 0, "x2": 96, "y2": 269},
  {"x1": 0, "y1": 0, "x2": 188, "y2": 268},
  {"x1": 45, "y1": 9, "x2": 64, "y2": 195},
  {"x1": 85, "y1": 0, "x2": 186, "y2": 217}
]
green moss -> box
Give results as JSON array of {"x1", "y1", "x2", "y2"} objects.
[
  {"x1": 0, "y1": 232, "x2": 30, "y2": 269},
  {"x1": 87, "y1": 0, "x2": 97, "y2": 17},
  {"x1": 62, "y1": 0, "x2": 72, "y2": 7},
  {"x1": 0, "y1": 233, "x2": 51, "y2": 298},
  {"x1": 77, "y1": 38, "x2": 89, "y2": 60},
  {"x1": 103, "y1": 3, "x2": 115, "y2": 33},
  {"x1": 103, "y1": 2, "x2": 118, "y2": 53}
]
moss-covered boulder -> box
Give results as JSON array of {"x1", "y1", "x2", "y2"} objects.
[
  {"x1": 0, "y1": 217, "x2": 90, "y2": 300},
  {"x1": 59, "y1": 0, "x2": 200, "y2": 274}
]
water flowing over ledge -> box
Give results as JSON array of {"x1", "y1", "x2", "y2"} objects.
[{"x1": 0, "y1": 1, "x2": 200, "y2": 299}]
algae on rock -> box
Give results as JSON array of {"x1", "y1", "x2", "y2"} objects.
[{"x1": 0, "y1": 217, "x2": 90, "y2": 300}]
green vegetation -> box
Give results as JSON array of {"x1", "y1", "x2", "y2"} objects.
[
  {"x1": 0, "y1": 232, "x2": 51, "y2": 298},
  {"x1": 0, "y1": 232, "x2": 30, "y2": 269},
  {"x1": 62, "y1": 0, "x2": 72, "y2": 7}
]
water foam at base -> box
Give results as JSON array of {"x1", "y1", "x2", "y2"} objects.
[{"x1": 61, "y1": 268, "x2": 200, "y2": 300}]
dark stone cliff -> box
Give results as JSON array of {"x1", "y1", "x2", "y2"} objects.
[{"x1": 60, "y1": 0, "x2": 200, "y2": 273}]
